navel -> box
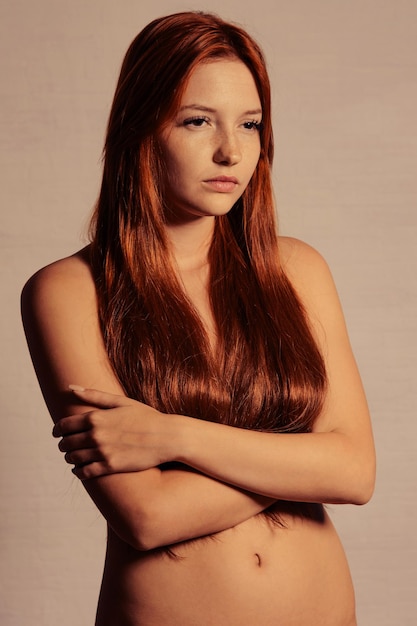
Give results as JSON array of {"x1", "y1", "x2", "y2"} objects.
[{"x1": 254, "y1": 552, "x2": 262, "y2": 567}]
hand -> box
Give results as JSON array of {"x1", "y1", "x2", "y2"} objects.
[{"x1": 53, "y1": 386, "x2": 176, "y2": 480}]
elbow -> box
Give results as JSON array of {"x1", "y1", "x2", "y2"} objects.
[
  {"x1": 83, "y1": 472, "x2": 173, "y2": 552},
  {"x1": 118, "y1": 501, "x2": 171, "y2": 552},
  {"x1": 327, "y1": 446, "x2": 376, "y2": 506},
  {"x1": 119, "y1": 521, "x2": 154, "y2": 552},
  {"x1": 347, "y1": 456, "x2": 376, "y2": 506},
  {"x1": 120, "y1": 520, "x2": 161, "y2": 553},
  {"x1": 350, "y1": 482, "x2": 374, "y2": 506},
  {"x1": 129, "y1": 522, "x2": 167, "y2": 552},
  {"x1": 127, "y1": 533, "x2": 159, "y2": 553},
  {"x1": 333, "y1": 434, "x2": 376, "y2": 506},
  {"x1": 117, "y1": 528, "x2": 162, "y2": 553},
  {"x1": 353, "y1": 472, "x2": 375, "y2": 505},
  {"x1": 330, "y1": 475, "x2": 374, "y2": 506}
]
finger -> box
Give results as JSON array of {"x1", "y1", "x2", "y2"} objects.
[
  {"x1": 58, "y1": 432, "x2": 96, "y2": 453},
  {"x1": 64, "y1": 448, "x2": 102, "y2": 466},
  {"x1": 72, "y1": 461, "x2": 116, "y2": 481},
  {"x1": 53, "y1": 414, "x2": 90, "y2": 438},
  {"x1": 68, "y1": 385, "x2": 131, "y2": 409}
]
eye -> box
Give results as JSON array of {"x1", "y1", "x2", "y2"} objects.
[
  {"x1": 243, "y1": 120, "x2": 262, "y2": 131},
  {"x1": 183, "y1": 116, "x2": 210, "y2": 128}
]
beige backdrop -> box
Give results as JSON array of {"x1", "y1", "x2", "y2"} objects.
[{"x1": 1, "y1": 0, "x2": 416, "y2": 624}]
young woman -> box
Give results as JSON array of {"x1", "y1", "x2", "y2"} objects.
[{"x1": 21, "y1": 11, "x2": 375, "y2": 626}]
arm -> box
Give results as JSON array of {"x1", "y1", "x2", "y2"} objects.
[
  {"x1": 178, "y1": 238, "x2": 376, "y2": 503},
  {"x1": 54, "y1": 240, "x2": 375, "y2": 506},
  {"x1": 176, "y1": 239, "x2": 375, "y2": 504},
  {"x1": 21, "y1": 251, "x2": 273, "y2": 551}
]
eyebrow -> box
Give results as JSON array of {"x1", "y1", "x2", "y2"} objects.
[{"x1": 178, "y1": 104, "x2": 262, "y2": 116}]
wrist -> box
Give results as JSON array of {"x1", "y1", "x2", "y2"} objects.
[
  {"x1": 159, "y1": 412, "x2": 190, "y2": 464},
  {"x1": 168, "y1": 413, "x2": 196, "y2": 464}
]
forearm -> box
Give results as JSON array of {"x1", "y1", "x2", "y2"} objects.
[
  {"x1": 82, "y1": 464, "x2": 274, "y2": 551},
  {"x1": 175, "y1": 417, "x2": 375, "y2": 505}
]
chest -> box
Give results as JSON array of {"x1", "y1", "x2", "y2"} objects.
[{"x1": 179, "y1": 268, "x2": 218, "y2": 353}]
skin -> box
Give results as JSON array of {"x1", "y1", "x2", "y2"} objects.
[
  {"x1": 159, "y1": 60, "x2": 262, "y2": 226},
  {"x1": 21, "y1": 59, "x2": 375, "y2": 625}
]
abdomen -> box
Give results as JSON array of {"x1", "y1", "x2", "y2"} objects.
[{"x1": 96, "y1": 510, "x2": 356, "y2": 626}]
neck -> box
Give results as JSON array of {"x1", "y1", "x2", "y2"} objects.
[{"x1": 165, "y1": 216, "x2": 215, "y2": 272}]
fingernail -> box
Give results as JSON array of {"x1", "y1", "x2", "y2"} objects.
[{"x1": 69, "y1": 384, "x2": 86, "y2": 392}]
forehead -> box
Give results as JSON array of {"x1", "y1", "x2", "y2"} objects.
[{"x1": 180, "y1": 59, "x2": 261, "y2": 109}]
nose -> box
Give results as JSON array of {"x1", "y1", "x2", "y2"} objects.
[{"x1": 213, "y1": 131, "x2": 242, "y2": 166}]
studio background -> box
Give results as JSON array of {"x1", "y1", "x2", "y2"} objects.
[{"x1": 1, "y1": 1, "x2": 416, "y2": 624}]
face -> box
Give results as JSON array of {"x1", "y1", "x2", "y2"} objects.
[{"x1": 158, "y1": 58, "x2": 262, "y2": 223}]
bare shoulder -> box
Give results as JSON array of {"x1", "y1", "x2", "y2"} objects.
[
  {"x1": 21, "y1": 245, "x2": 99, "y2": 344},
  {"x1": 278, "y1": 236, "x2": 347, "y2": 348},
  {"x1": 278, "y1": 236, "x2": 339, "y2": 307},
  {"x1": 278, "y1": 236, "x2": 333, "y2": 292},
  {"x1": 21, "y1": 246, "x2": 96, "y2": 315},
  {"x1": 21, "y1": 246, "x2": 118, "y2": 419}
]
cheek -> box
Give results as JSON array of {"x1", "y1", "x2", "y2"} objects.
[
  {"x1": 162, "y1": 154, "x2": 183, "y2": 187},
  {"x1": 245, "y1": 136, "x2": 261, "y2": 162},
  {"x1": 167, "y1": 152, "x2": 204, "y2": 189},
  {"x1": 245, "y1": 148, "x2": 261, "y2": 180},
  {"x1": 158, "y1": 136, "x2": 181, "y2": 180},
  {"x1": 161, "y1": 143, "x2": 190, "y2": 183}
]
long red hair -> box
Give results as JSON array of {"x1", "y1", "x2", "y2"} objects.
[{"x1": 90, "y1": 12, "x2": 326, "y2": 443}]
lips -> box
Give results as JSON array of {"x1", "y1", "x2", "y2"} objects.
[
  {"x1": 206, "y1": 176, "x2": 239, "y2": 183},
  {"x1": 204, "y1": 176, "x2": 239, "y2": 192}
]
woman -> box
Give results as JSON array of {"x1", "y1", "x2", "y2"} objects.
[{"x1": 21, "y1": 11, "x2": 375, "y2": 626}]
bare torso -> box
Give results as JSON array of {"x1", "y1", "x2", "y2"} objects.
[
  {"x1": 22, "y1": 244, "x2": 367, "y2": 626},
  {"x1": 95, "y1": 508, "x2": 356, "y2": 626}
]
